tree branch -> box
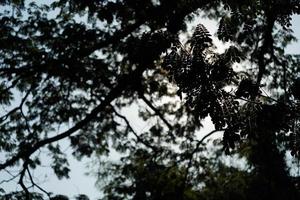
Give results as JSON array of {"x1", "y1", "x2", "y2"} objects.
[
  {"x1": 85, "y1": 20, "x2": 144, "y2": 56},
  {"x1": 140, "y1": 94, "x2": 173, "y2": 130},
  {"x1": 0, "y1": 84, "x2": 120, "y2": 170},
  {"x1": 27, "y1": 168, "x2": 51, "y2": 198},
  {"x1": 0, "y1": 69, "x2": 145, "y2": 171},
  {"x1": 0, "y1": 171, "x2": 20, "y2": 185},
  {"x1": 0, "y1": 85, "x2": 32, "y2": 122},
  {"x1": 111, "y1": 105, "x2": 157, "y2": 151},
  {"x1": 183, "y1": 129, "x2": 225, "y2": 184},
  {"x1": 18, "y1": 160, "x2": 29, "y2": 200},
  {"x1": 254, "y1": 8, "x2": 275, "y2": 99},
  {"x1": 189, "y1": 129, "x2": 225, "y2": 164}
]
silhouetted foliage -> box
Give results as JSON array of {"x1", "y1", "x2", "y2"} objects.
[{"x1": 1, "y1": 0, "x2": 300, "y2": 199}]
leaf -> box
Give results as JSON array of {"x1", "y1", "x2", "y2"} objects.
[{"x1": 190, "y1": 23, "x2": 212, "y2": 50}]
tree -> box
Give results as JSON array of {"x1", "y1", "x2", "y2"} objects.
[{"x1": 0, "y1": 0, "x2": 300, "y2": 199}]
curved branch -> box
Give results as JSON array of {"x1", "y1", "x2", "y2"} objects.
[
  {"x1": 111, "y1": 105, "x2": 157, "y2": 151},
  {"x1": 18, "y1": 160, "x2": 29, "y2": 200},
  {"x1": 27, "y1": 168, "x2": 51, "y2": 198},
  {"x1": 0, "y1": 170, "x2": 20, "y2": 185},
  {"x1": 0, "y1": 69, "x2": 145, "y2": 171},
  {"x1": 140, "y1": 94, "x2": 173, "y2": 130},
  {"x1": 0, "y1": 86, "x2": 32, "y2": 122},
  {"x1": 0, "y1": 83, "x2": 121, "y2": 170},
  {"x1": 85, "y1": 20, "x2": 144, "y2": 56},
  {"x1": 191, "y1": 129, "x2": 225, "y2": 160},
  {"x1": 182, "y1": 129, "x2": 225, "y2": 185}
]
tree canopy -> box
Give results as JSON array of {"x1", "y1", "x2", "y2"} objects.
[{"x1": 1, "y1": 0, "x2": 300, "y2": 199}]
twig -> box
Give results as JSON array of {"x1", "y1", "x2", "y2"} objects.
[
  {"x1": 140, "y1": 94, "x2": 173, "y2": 130},
  {"x1": 111, "y1": 105, "x2": 157, "y2": 151},
  {"x1": 183, "y1": 129, "x2": 225, "y2": 184},
  {"x1": 177, "y1": 129, "x2": 225, "y2": 199},
  {"x1": 27, "y1": 168, "x2": 51, "y2": 198},
  {"x1": 20, "y1": 88, "x2": 34, "y2": 135},
  {"x1": 0, "y1": 172, "x2": 20, "y2": 185},
  {"x1": 0, "y1": 85, "x2": 32, "y2": 122}
]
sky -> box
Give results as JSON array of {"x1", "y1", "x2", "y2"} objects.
[
  {"x1": 287, "y1": 16, "x2": 300, "y2": 54},
  {"x1": 0, "y1": 4, "x2": 300, "y2": 200}
]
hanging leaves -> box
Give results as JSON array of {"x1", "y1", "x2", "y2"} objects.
[{"x1": 190, "y1": 23, "x2": 212, "y2": 50}]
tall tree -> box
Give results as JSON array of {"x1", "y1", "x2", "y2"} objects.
[{"x1": 0, "y1": 0, "x2": 300, "y2": 199}]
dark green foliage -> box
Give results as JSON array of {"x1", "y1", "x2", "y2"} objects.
[
  {"x1": 291, "y1": 78, "x2": 300, "y2": 99},
  {"x1": 50, "y1": 195, "x2": 69, "y2": 200},
  {"x1": 75, "y1": 195, "x2": 90, "y2": 200},
  {"x1": 0, "y1": 192, "x2": 43, "y2": 200},
  {"x1": 0, "y1": 0, "x2": 300, "y2": 200},
  {"x1": 235, "y1": 79, "x2": 258, "y2": 98}
]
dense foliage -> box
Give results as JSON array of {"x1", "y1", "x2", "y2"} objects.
[{"x1": 1, "y1": 0, "x2": 300, "y2": 199}]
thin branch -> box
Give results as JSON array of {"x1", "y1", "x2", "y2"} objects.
[
  {"x1": 191, "y1": 129, "x2": 225, "y2": 162},
  {"x1": 227, "y1": 92, "x2": 262, "y2": 105},
  {"x1": 0, "y1": 85, "x2": 119, "y2": 170},
  {"x1": 0, "y1": 85, "x2": 32, "y2": 122},
  {"x1": 20, "y1": 87, "x2": 34, "y2": 135},
  {"x1": 0, "y1": 107, "x2": 19, "y2": 122},
  {"x1": 183, "y1": 129, "x2": 225, "y2": 184},
  {"x1": 140, "y1": 94, "x2": 173, "y2": 130},
  {"x1": 175, "y1": 129, "x2": 225, "y2": 200},
  {"x1": 0, "y1": 171, "x2": 20, "y2": 185},
  {"x1": 18, "y1": 160, "x2": 30, "y2": 200},
  {"x1": 1, "y1": 76, "x2": 22, "y2": 93},
  {"x1": 111, "y1": 105, "x2": 157, "y2": 151},
  {"x1": 0, "y1": 69, "x2": 144, "y2": 171},
  {"x1": 84, "y1": 20, "x2": 144, "y2": 56},
  {"x1": 27, "y1": 168, "x2": 51, "y2": 198}
]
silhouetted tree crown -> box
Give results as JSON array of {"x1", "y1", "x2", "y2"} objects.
[{"x1": 0, "y1": 0, "x2": 300, "y2": 199}]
